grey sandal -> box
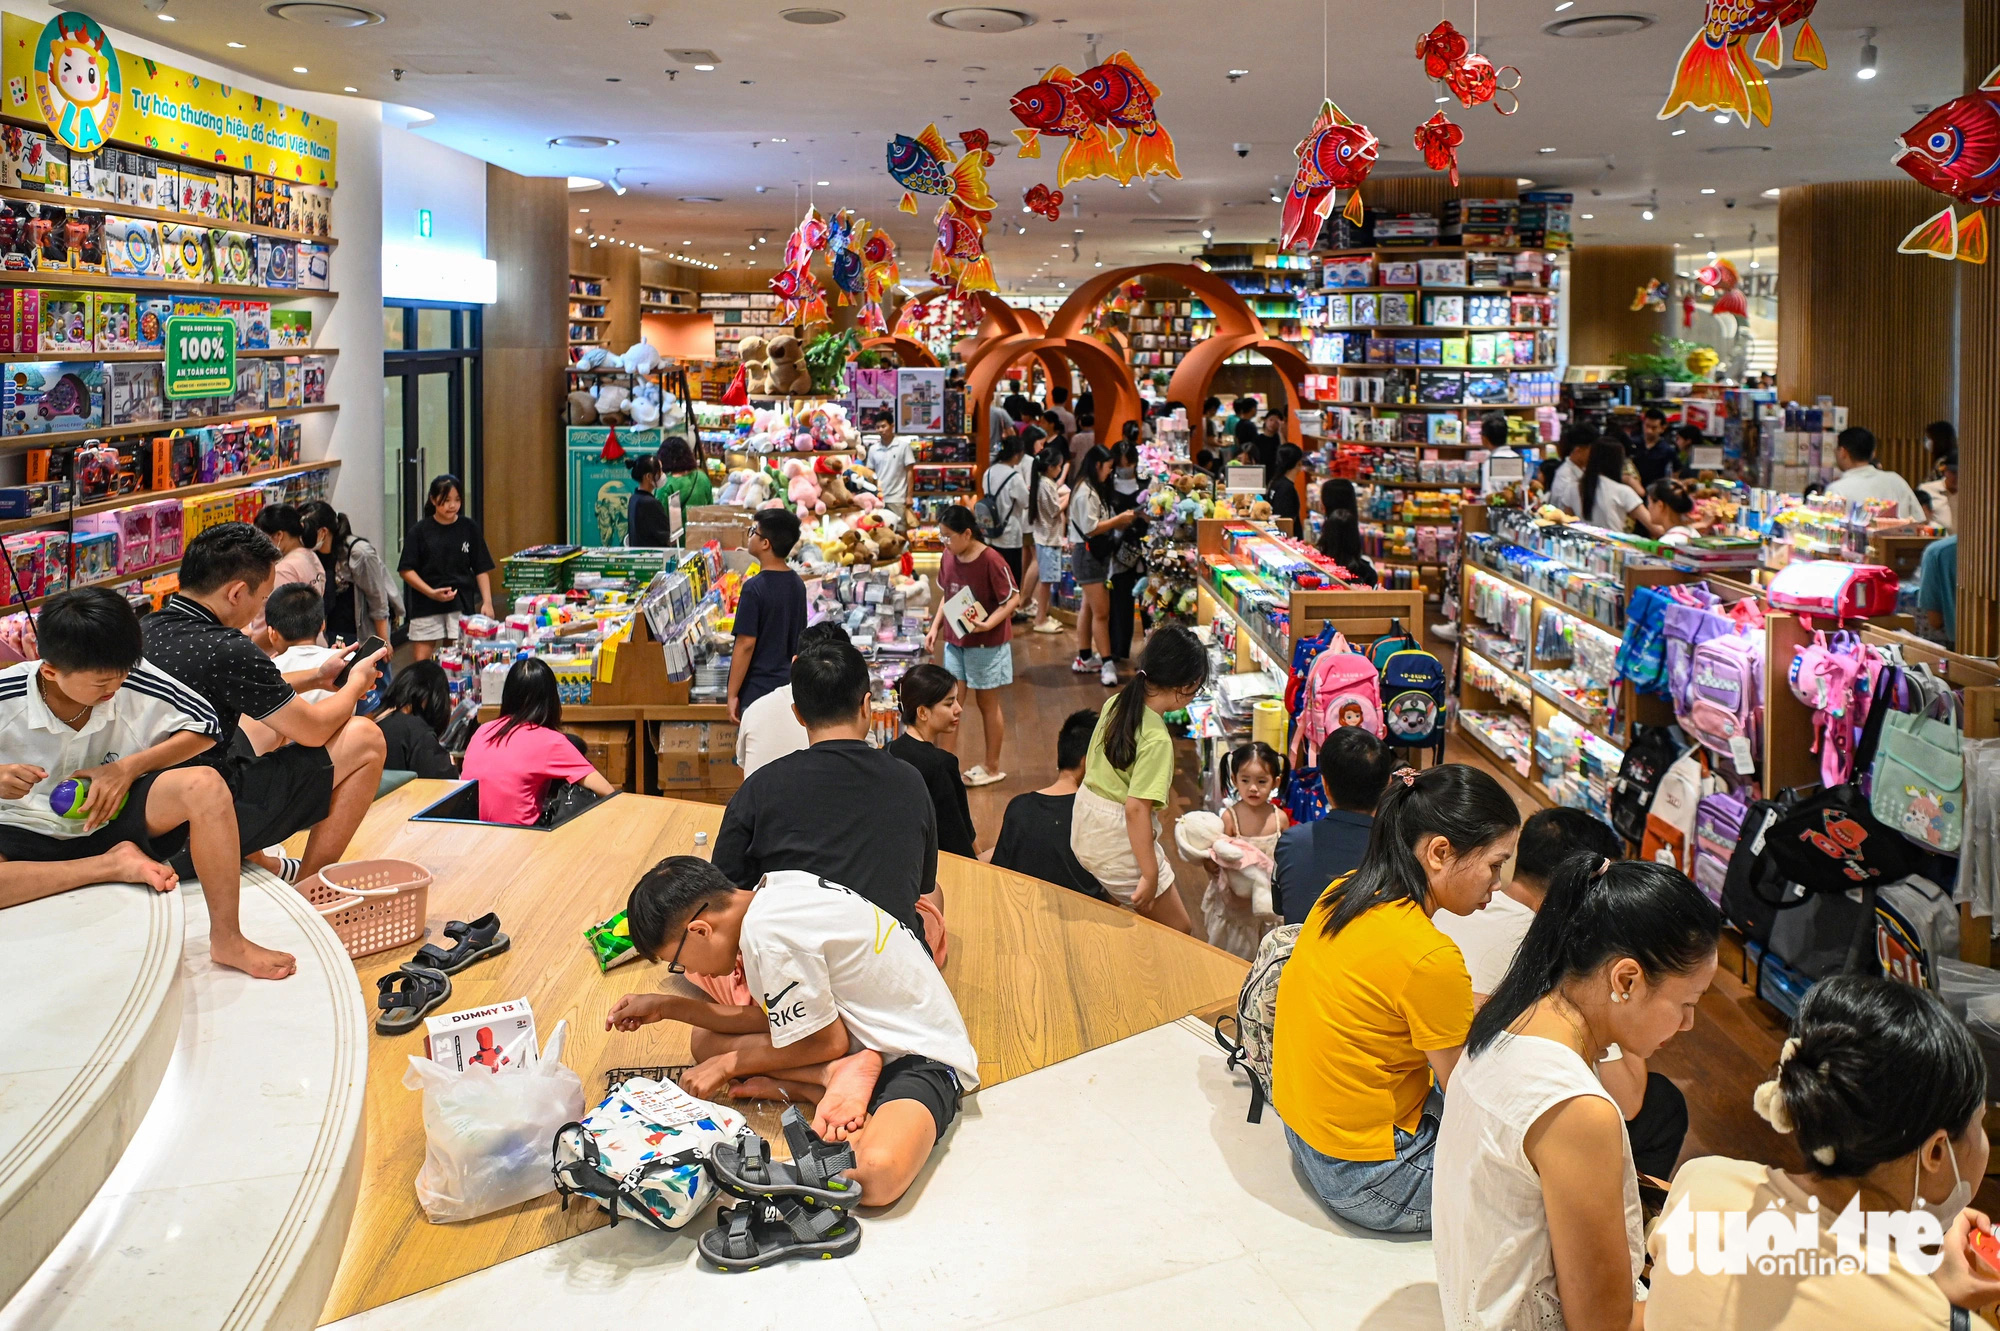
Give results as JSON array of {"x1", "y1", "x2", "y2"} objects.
[{"x1": 696, "y1": 1197, "x2": 861, "y2": 1271}]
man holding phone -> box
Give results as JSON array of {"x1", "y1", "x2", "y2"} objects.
[{"x1": 142, "y1": 524, "x2": 389, "y2": 888}]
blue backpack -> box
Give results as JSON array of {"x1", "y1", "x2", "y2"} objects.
[
  {"x1": 1367, "y1": 621, "x2": 1419, "y2": 673},
  {"x1": 1615, "y1": 584, "x2": 1674, "y2": 698},
  {"x1": 1379, "y1": 648, "x2": 1448, "y2": 756}
]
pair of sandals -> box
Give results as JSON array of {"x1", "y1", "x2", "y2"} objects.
[
  {"x1": 697, "y1": 1106, "x2": 866, "y2": 1270},
  {"x1": 373, "y1": 913, "x2": 511, "y2": 1036}
]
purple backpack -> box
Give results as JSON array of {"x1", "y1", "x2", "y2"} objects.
[
  {"x1": 1680, "y1": 632, "x2": 1764, "y2": 771},
  {"x1": 1692, "y1": 791, "x2": 1749, "y2": 906},
  {"x1": 1663, "y1": 599, "x2": 1728, "y2": 715}
]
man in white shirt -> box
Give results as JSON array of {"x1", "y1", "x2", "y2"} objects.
[
  {"x1": 735, "y1": 621, "x2": 850, "y2": 777},
  {"x1": 1545, "y1": 427, "x2": 1591, "y2": 515},
  {"x1": 864, "y1": 431, "x2": 916, "y2": 516},
  {"x1": 1433, "y1": 807, "x2": 1688, "y2": 1180},
  {"x1": 1048, "y1": 384, "x2": 1078, "y2": 436},
  {"x1": 0, "y1": 587, "x2": 297, "y2": 979},
  {"x1": 609, "y1": 858, "x2": 979, "y2": 1208},
  {"x1": 1823, "y1": 426, "x2": 1924, "y2": 519}
]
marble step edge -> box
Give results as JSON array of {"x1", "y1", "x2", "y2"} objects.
[{"x1": 0, "y1": 887, "x2": 186, "y2": 1311}]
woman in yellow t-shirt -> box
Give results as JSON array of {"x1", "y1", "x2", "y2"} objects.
[
  {"x1": 1069, "y1": 625, "x2": 1207, "y2": 934},
  {"x1": 1270, "y1": 763, "x2": 1521, "y2": 1233},
  {"x1": 1646, "y1": 976, "x2": 2000, "y2": 1329}
]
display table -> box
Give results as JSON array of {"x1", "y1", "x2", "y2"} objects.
[
  {"x1": 475, "y1": 702, "x2": 734, "y2": 799},
  {"x1": 318, "y1": 782, "x2": 1248, "y2": 1323}
]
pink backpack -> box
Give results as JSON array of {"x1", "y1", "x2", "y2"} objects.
[
  {"x1": 1767, "y1": 560, "x2": 1901, "y2": 627},
  {"x1": 1787, "y1": 631, "x2": 1874, "y2": 788},
  {"x1": 1293, "y1": 634, "x2": 1384, "y2": 763},
  {"x1": 1680, "y1": 631, "x2": 1763, "y2": 773}
]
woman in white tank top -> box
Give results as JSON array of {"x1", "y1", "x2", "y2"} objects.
[{"x1": 1433, "y1": 855, "x2": 1722, "y2": 1330}]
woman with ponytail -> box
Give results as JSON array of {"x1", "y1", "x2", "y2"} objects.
[
  {"x1": 1646, "y1": 975, "x2": 2000, "y2": 1329},
  {"x1": 1068, "y1": 625, "x2": 1207, "y2": 933},
  {"x1": 1434, "y1": 856, "x2": 1720, "y2": 1329},
  {"x1": 1270, "y1": 763, "x2": 1521, "y2": 1232}
]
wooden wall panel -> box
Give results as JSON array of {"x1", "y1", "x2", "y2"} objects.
[
  {"x1": 1961, "y1": 0, "x2": 2000, "y2": 655},
  {"x1": 1568, "y1": 245, "x2": 1676, "y2": 367},
  {"x1": 1361, "y1": 174, "x2": 1518, "y2": 218},
  {"x1": 601, "y1": 244, "x2": 641, "y2": 350},
  {"x1": 1776, "y1": 181, "x2": 1956, "y2": 489},
  {"x1": 483, "y1": 165, "x2": 568, "y2": 558}
]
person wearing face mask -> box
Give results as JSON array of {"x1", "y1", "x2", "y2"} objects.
[
  {"x1": 1271, "y1": 764, "x2": 1522, "y2": 1233},
  {"x1": 1433, "y1": 856, "x2": 1721, "y2": 1331},
  {"x1": 1645, "y1": 975, "x2": 2000, "y2": 1329}
]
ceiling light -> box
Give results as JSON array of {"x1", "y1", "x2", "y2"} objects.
[
  {"x1": 1641, "y1": 209, "x2": 1655, "y2": 220},
  {"x1": 1579, "y1": 212, "x2": 1594, "y2": 219},
  {"x1": 1692, "y1": 231, "x2": 1703, "y2": 236},
  {"x1": 682, "y1": 240, "x2": 691, "y2": 245},
  {"x1": 1554, "y1": 1, "x2": 1574, "y2": 8},
  {"x1": 1713, "y1": 113, "x2": 1730, "y2": 123},
  {"x1": 1706, "y1": 248, "x2": 1717, "y2": 259},
  {"x1": 228, "y1": 41, "x2": 247, "y2": 47},
  {"x1": 1672, "y1": 128, "x2": 1687, "y2": 136},
  {"x1": 723, "y1": 251, "x2": 731, "y2": 256},
  {"x1": 773, "y1": 138, "x2": 787, "y2": 143},
  {"x1": 552, "y1": 137, "x2": 618, "y2": 150},
  {"x1": 574, "y1": 227, "x2": 583, "y2": 234},
  {"x1": 816, "y1": 180, "x2": 830, "y2": 186},
  {"x1": 1201, "y1": 228, "x2": 1213, "y2": 239},
  {"x1": 157, "y1": 12, "x2": 176, "y2": 20},
  {"x1": 1857, "y1": 29, "x2": 1878, "y2": 79},
  {"x1": 1228, "y1": 69, "x2": 1250, "y2": 78},
  {"x1": 1434, "y1": 94, "x2": 1449, "y2": 103},
  {"x1": 781, "y1": 7, "x2": 847, "y2": 22},
  {"x1": 343, "y1": 85, "x2": 358, "y2": 92},
  {"x1": 568, "y1": 177, "x2": 604, "y2": 192},
  {"x1": 748, "y1": 259, "x2": 757, "y2": 265},
  {"x1": 293, "y1": 66, "x2": 310, "y2": 73},
  {"x1": 1700, "y1": 187, "x2": 1716, "y2": 194},
  {"x1": 694, "y1": 63, "x2": 716, "y2": 71},
  {"x1": 1749, "y1": 258, "x2": 1760, "y2": 268},
  {"x1": 579, "y1": 207, "x2": 590, "y2": 213},
  {"x1": 1537, "y1": 147, "x2": 1557, "y2": 154},
  {"x1": 1763, "y1": 186, "x2": 1782, "y2": 197}
]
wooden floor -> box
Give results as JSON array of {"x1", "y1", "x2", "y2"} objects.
[{"x1": 317, "y1": 781, "x2": 1248, "y2": 1323}]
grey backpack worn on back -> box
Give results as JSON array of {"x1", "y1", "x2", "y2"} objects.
[{"x1": 1214, "y1": 922, "x2": 1300, "y2": 1123}]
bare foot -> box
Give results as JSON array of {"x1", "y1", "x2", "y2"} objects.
[
  {"x1": 210, "y1": 933, "x2": 297, "y2": 980},
  {"x1": 730, "y1": 1075, "x2": 822, "y2": 1104},
  {"x1": 812, "y1": 1049, "x2": 882, "y2": 1141},
  {"x1": 106, "y1": 843, "x2": 178, "y2": 894},
  {"x1": 244, "y1": 849, "x2": 281, "y2": 876}
]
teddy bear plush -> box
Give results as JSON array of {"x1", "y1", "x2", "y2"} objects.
[
  {"x1": 566, "y1": 389, "x2": 598, "y2": 425},
  {"x1": 815, "y1": 456, "x2": 856, "y2": 509},
  {"x1": 767, "y1": 335, "x2": 814, "y2": 394},
  {"x1": 593, "y1": 383, "x2": 630, "y2": 424},
  {"x1": 781, "y1": 458, "x2": 825, "y2": 514},
  {"x1": 737, "y1": 336, "x2": 775, "y2": 396}
]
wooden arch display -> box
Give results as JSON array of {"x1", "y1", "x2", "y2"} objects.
[{"x1": 859, "y1": 335, "x2": 938, "y2": 367}]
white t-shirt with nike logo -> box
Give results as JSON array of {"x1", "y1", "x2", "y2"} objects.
[{"x1": 739, "y1": 870, "x2": 980, "y2": 1090}]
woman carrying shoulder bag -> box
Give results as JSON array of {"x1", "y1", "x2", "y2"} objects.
[{"x1": 1068, "y1": 444, "x2": 1137, "y2": 687}]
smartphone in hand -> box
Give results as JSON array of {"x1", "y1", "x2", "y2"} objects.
[{"x1": 333, "y1": 636, "x2": 386, "y2": 690}]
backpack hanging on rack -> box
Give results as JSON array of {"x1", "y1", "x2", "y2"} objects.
[
  {"x1": 1367, "y1": 620, "x2": 1419, "y2": 672},
  {"x1": 1611, "y1": 725, "x2": 1687, "y2": 848},
  {"x1": 1640, "y1": 750, "x2": 1720, "y2": 874},
  {"x1": 1614, "y1": 584, "x2": 1675, "y2": 698},
  {"x1": 1379, "y1": 647, "x2": 1448, "y2": 760},
  {"x1": 1869, "y1": 690, "x2": 1967, "y2": 855},
  {"x1": 1292, "y1": 634, "x2": 1384, "y2": 765}
]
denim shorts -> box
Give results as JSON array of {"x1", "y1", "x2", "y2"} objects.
[
  {"x1": 944, "y1": 641, "x2": 1014, "y2": 690},
  {"x1": 1071, "y1": 540, "x2": 1109, "y2": 586},
  {"x1": 1035, "y1": 543, "x2": 1065, "y2": 586},
  {"x1": 1283, "y1": 1085, "x2": 1443, "y2": 1234}
]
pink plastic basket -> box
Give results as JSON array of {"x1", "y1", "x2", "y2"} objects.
[{"x1": 297, "y1": 859, "x2": 432, "y2": 959}]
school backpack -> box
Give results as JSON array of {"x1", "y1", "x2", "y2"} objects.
[
  {"x1": 1787, "y1": 630, "x2": 1874, "y2": 789},
  {"x1": 1214, "y1": 921, "x2": 1302, "y2": 1123},
  {"x1": 1767, "y1": 559, "x2": 1902, "y2": 627},
  {"x1": 1610, "y1": 725, "x2": 1686, "y2": 847},
  {"x1": 1691, "y1": 790, "x2": 1749, "y2": 905},
  {"x1": 1614, "y1": 584, "x2": 1674, "y2": 699},
  {"x1": 1379, "y1": 648, "x2": 1448, "y2": 756},
  {"x1": 1367, "y1": 621, "x2": 1419, "y2": 672},
  {"x1": 1720, "y1": 791, "x2": 1797, "y2": 945},
  {"x1": 1876, "y1": 876, "x2": 1959, "y2": 989},
  {"x1": 1663, "y1": 599, "x2": 1729, "y2": 714},
  {"x1": 1640, "y1": 751, "x2": 1718, "y2": 873},
  {"x1": 1285, "y1": 621, "x2": 1341, "y2": 720},
  {"x1": 1680, "y1": 631, "x2": 1764, "y2": 776},
  {"x1": 1293, "y1": 638, "x2": 1384, "y2": 763}
]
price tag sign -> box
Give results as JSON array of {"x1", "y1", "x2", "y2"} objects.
[{"x1": 164, "y1": 314, "x2": 237, "y2": 399}]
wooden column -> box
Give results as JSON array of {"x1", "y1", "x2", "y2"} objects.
[
  {"x1": 1567, "y1": 246, "x2": 1676, "y2": 367},
  {"x1": 601, "y1": 243, "x2": 641, "y2": 350},
  {"x1": 482, "y1": 164, "x2": 569, "y2": 557},
  {"x1": 1776, "y1": 181, "x2": 1957, "y2": 487},
  {"x1": 1961, "y1": 0, "x2": 2000, "y2": 656}
]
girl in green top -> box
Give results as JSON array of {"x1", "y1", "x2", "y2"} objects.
[
  {"x1": 1069, "y1": 624, "x2": 1208, "y2": 934},
  {"x1": 658, "y1": 436, "x2": 714, "y2": 510}
]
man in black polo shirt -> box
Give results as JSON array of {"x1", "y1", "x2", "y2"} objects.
[
  {"x1": 142, "y1": 523, "x2": 388, "y2": 883},
  {"x1": 713, "y1": 638, "x2": 940, "y2": 952}
]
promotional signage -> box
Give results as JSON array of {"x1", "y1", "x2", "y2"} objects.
[
  {"x1": 163, "y1": 314, "x2": 235, "y2": 398},
  {"x1": 3, "y1": 11, "x2": 339, "y2": 183}
]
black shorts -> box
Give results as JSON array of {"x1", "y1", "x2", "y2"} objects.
[
  {"x1": 867, "y1": 1053, "x2": 962, "y2": 1141},
  {"x1": 169, "y1": 736, "x2": 333, "y2": 874},
  {"x1": 993, "y1": 544, "x2": 1024, "y2": 585},
  {"x1": 0, "y1": 771, "x2": 187, "y2": 864}
]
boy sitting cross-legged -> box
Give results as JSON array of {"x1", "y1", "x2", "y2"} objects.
[
  {"x1": 607, "y1": 856, "x2": 980, "y2": 1207},
  {"x1": 0, "y1": 587, "x2": 295, "y2": 978}
]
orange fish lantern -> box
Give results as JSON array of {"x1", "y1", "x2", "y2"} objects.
[
  {"x1": 931, "y1": 203, "x2": 997, "y2": 296},
  {"x1": 858, "y1": 226, "x2": 900, "y2": 332},
  {"x1": 1280, "y1": 99, "x2": 1379, "y2": 250},
  {"x1": 1659, "y1": 0, "x2": 1822, "y2": 127},
  {"x1": 1415, "y1": 21, "x2": 1467, "y2": 79},
  {"x1": 959, "y1": 127, "x2": 995, "y2": 166},
  {"x1": 1010, "y1": 65, "x2": 1120, "y2": 187},
  {"x1": 1413, "y1": 111, "x2": 1465, "y2": 187},
  {"x1": 1892, "y1": 70, "x2": 2000, "y2": 264},
  {"x1": 1076, "y1": 51, "x2": 1181, "y2": 182},
  {"x1": 1023, "y1": 183, "x2": 1064, "y2": 221}
]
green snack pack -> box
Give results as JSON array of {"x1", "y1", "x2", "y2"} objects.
[{"x1": 585, "y1": 910, "x2": 638, "y2": 970}]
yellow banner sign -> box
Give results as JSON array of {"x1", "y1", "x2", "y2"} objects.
[{"x1": 1, "y1": 10, "x2": 336, "y2": 184}]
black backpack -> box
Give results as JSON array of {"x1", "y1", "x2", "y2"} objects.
[
  {"x1": 1610, "y1": 725, "x2": 1684, "y2": 847},
  {"x1": 1720, "y1": 792, "x2": 1796, "y2": 946}
]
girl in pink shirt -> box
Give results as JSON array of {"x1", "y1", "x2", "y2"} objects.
[{"x1": 460, "y1": 658, "x2": 615, "y2": 824}]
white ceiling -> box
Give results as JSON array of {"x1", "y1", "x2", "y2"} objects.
[{"x1": 64, "y1": 0, "x2": 1964, "y2": 293}]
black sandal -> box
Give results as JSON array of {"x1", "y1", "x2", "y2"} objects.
[
  {"x1": 411, "y1": 913, "x2": 510, "y2": 975},
  {"x1": 374, "y1": 964, "x2": 451, "y2": 1035},
  {"x1": 706, "y1": 1106, "x2": 860, "y2": 1210},
  {"x1": 696, "y1": 1197, "x2": 862, "y2": 1271}
]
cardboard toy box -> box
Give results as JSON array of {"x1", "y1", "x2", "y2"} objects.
[
  {"x1": 94, "y1": 291, "x2": 139, "y2": 351},
  {"x1": 424, "y1": 998, "x2": 539, "y2": 1075},
  {"x1": 38, "y1": 291, "x2": 92, "y2": 354},
  {"x1": 109, "y1": 362, "x2": 164, "y2": 426},
  {"x1": 134, "y1": 296, "x2": 171, "y2": 348},
  {"x1": 211, "y1": 230, "x2": 255, "y2": 286},
  {"x1": 162, "y1": 224, "x2": 215, "y2": 283},
  {"x1": 271, "y1": 308, "x2": 312, "y2": 347},
  {"x1": 3, "y1": 361, "x2": 104, "y2": 436}
]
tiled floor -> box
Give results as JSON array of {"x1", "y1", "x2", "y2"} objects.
[{"x1": 327, "y1": 1020, "x2": 1446, "y2": 1331}]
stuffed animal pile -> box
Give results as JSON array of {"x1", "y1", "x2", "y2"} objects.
[{"x1": 566, "y1": 342, "x2": 677, "y2": 426}]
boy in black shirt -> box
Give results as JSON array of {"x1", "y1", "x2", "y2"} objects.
[
  {"x1": 727, "y1": 508, "x2": 806, "y2": 721},
  {"x1": 990, "y1": 709, "x2": 1105, "y2": 900}
]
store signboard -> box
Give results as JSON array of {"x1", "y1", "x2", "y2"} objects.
[
  {"x1": 1690, "y1": 445, "x2": 1725, "y2": 471},
  {"x1": 1226, "y1": 465, "x2": 1264, "y2": 494},
  {"x1": 2, "y1": 11, "x2": 339, "y2": 183},
  {"x1": 162, "y1": 314, "x2": 235, "y2": 398}
]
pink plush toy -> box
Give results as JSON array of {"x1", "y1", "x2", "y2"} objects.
[{"x1": 782, "y1": 458, "x2": 826, "y2": 515}]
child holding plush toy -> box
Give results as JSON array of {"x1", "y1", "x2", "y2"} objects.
[{"x1": 1201, "y1": 742, "x2": 1289, "y2": 958}]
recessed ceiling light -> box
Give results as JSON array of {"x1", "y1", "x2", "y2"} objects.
[
  {"x1": 579, "y1": 207, "x2": 591, "y2": 213},
  {"x1": 228, "y1": 41, "x2": 247, "y2": 47},
  {"x1": 723, "y1": 251, "x2": 732, "y2": 256},
  {"x1": 773, "y1": 138, "x2": 788, "y2": 143},
  {"x1": 682, "y1": 240, "x2": 691, "y2": 245},
  {"x1": 1693, "y1": 231, "x2": 1704, "y2": 237},
  {"x1": 781, "y1": 7, "x2": 846, "y2": 22},
  {"x1": 748, "y1": 259, "x2": 757, "y2": 265},
  {"x1": 1579, "y1": 212, "x2": 1594, "y2": 219},
  {"x1": 1763, "y1": 186, "x2": 1781, "y2": 197},
  {"x1": 552, "y1": 137, "x2": 618, "y2": 150},
  {"x1": 1713, "y1": 113, "x2": 1731, "y2": 123},
  {"x1": 1672, "y1": 128, "x2": 1687, "y2": 136},
  {"x1": 293, "y1": 66, "x2": 310, "y2": 73},
  {"x1": 574, "y1": 227, "x2": 583, "y2": 234},
  {"x1": 1700, "y1": 187, "x2": 1716, "y2": 194},
  {"x1": 1434, "y1": 95, "x2": 1449, "y2": 103},
  {"x1": 1537, "y1": 147, "x2": 1557, "y2": 154},
  {"x1": 816, "y1": 180, "x2": 830, "y2": 186},
  {"x1": 693, "y1": 64, "x2": 716, "y2": 71},
  {"x1": 1228, "y1": 69, "x2": 1250, "y2": 77},
  {"x1": 1641, "y1": 209, "x2": 1655, "y2": 220},
  {"x1": 343, "y1": 85, "x2": 357, "y2": 92},
  {"x1": 1554, "y1": 0, "x2": 1574, "y2": 8},
  {"x1": 157, "y1": 12, "x2": 176, "y2": 20}
]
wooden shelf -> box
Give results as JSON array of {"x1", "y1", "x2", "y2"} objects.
[
  {"x1": 639, "y1": 301, "x2": 695, "y2": 312},
  {"x1": 1314, "y1": 285, "x2": 1553, "y2": 294},
  {"x1": 570, "y1": 271, "x2": 606, "y2": 280},
  {"x1": 2, "y1": 347, "x2": 332, "y2": 364},
  {"x1": 0, "y1": 458, "x2": 343, "y2": 536},
  {"x1": 1314, "y1": 324, "x2": 1550, "y2": 333},
  {"x1": 9, "y1": 554, "x2": 187, "y2": 611},
  {"x1": 0, "y1": 186, "x2": 338, "y2": 248},
  {"x1": 0, "y1": 402, "x2": 337, "y2": 455},
  {"x1": 567, "y1": 315, "x2": 610, "y2": 323},
  {"x1": 0, "y1": 270, "x2": 333, "y2": 300},
  {"x1": 1318, "y1": 401, "x2": 1548, "y2": 410}
]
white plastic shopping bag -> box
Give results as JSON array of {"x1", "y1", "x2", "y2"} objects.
[{"x1": 403, "y1": 1020, "x2": 584, "y2": 1223}]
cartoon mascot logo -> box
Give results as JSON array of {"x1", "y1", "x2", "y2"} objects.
[{"x1": 34, "y1": 13, "x2": 122, "y2": 153}]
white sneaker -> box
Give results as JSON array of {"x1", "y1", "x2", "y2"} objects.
[
  {"x1": 963, "y1": 765, "x2": 1006, "y2": 788},
  {"x1": 1100, "y1": 659, "x2": 1119, "y2": 686},
  {"x1": 1071, "y1": 654, "x2": 1102, "y2": 673},
  {"x1": 1032, "y1": 618, "x2": 1065, "y2": 634},
  {"x1": 1430, "y1": 622, "x2": 1460, "y2": 643}
]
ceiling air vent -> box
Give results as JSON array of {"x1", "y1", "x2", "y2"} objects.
[
  {"x1": 265, "y1": 3, "x2": 384, "y2": 27},
  {"x1": 781, "y1": 8, "x2": 847, "y2": 23},
  {"x1": 1703, "y1": 144, "x2": 1772, "y2": 154},
  {"x1": 666, "y1": 49, "x2": 722, "y2": 65},
  {"x1": 1541, "y1": 12, "x2": 1656, "y2": 38},
  {"x1": 930, "y1": 8, "x2": 1036, "y2": 33},
  {"x1": 549, "y1": 136, "x2": 618, "y2": 150}
]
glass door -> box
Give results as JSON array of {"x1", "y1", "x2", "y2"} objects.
[{"x1": 383, "y1": 303, "x2": 482, "y2": 572}]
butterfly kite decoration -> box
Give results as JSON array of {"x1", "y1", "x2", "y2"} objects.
[
  {"x1": 1280, "y1": 99, "x2": 1379, "y2": 250},
  {"x1": 1659, "y1": 0, "x2": 1824, "y2": 128},
  {"x1": 1010, "y1": 51, "x2": 1180, "y2": 188},
  {"x1": 1023, "y1": 183, "x2": 1064, "y2": 222},
  {"x1": 1892, "y1": 66, "x2": 2000, "y2": 264}
]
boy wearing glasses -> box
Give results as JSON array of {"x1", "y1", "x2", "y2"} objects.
[{"x1": 606, "y1": 855, "x2": 978, "y2": 1207}]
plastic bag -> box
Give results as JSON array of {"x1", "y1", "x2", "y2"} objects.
[{"x1": 403, "y1": 1020, "x2": 584, "y2": 1224}]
